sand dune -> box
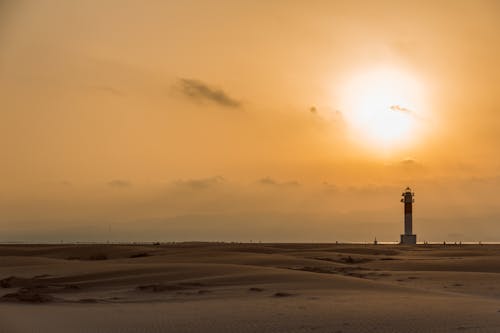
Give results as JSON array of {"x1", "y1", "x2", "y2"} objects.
[{"x1": 1, "y1": 243, "x2": 500, "y2": 332}]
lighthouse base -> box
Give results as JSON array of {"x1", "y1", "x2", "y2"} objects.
[{"x1": 400, "y1": 234, "x2": 417, "y2": 245}]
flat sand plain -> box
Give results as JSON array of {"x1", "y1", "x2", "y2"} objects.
[{"x1": 1, "y1": 243, "x2": 500, "y2": 333}]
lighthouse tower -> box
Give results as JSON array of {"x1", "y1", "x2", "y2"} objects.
[{"x1": 400, "y1": 187, "x2": 416, "y2": 245}]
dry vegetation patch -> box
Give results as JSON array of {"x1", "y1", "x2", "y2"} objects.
[{"x1": 0, "y1": 288, "x2": 55, "y2": 303}]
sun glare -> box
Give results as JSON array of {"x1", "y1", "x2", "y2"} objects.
[{"x1": 340, "y1": 67, "x2": 425, "y2": 151}]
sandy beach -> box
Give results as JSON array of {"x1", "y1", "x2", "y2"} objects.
[{"x1": 1, "y1": 243, "x2": 500, "y2": 332}]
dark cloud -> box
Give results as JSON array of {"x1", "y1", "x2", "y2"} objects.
[
  {"x1": 178, "y1": 78, "x2": 241, "y2": 108},
  {"x1": 258, "y1": 177, "x2": 300, "y2": 187},
  {"x1": 174, "y1": 176, "x2": 225, "y2": 190},
  {"x1": 107, "y1": 180, "x2": 132, "y2": 188},
  {"x1": 309, "y1": 106, "x2": 317, "y2": 114}
]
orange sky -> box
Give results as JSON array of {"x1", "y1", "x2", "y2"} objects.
[{"x1": 1, "y1": 0, "x2": 500, "y2": 242}]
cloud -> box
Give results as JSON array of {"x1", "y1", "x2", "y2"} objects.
[
  {"x1": 174, "y1": 176, "x2": 225, "y2": 190},
  {"x1": 387, "y1": 158, "x2": 424, "y2": 173},
  {"x1": 322, "y1": 181, "x2": 337, "y2": 193},
  {"x1": 308, "y1": 106, "x2": 344, "y2": 125},
  {"x1": 177, "y1": 78, "x2": 241, "y2": 108},
  {"x1": 258, "y1": 177, "x2": 300, "y2": 187},
  {"x1": 87, "y1": 85, "x2": 124, "y2": 96},
  {"x1": 401, "y1": 158, "x2": 418, "y2": 165},
  {"x1": 390, "y1": 105, "x2": 412, "y2": 113},
  {"x1": 107, "y1": 179, "x2": 132, "y2": 188},
  {"x1": 400, "y1": 158, "x2": 424, "y2": 169}
]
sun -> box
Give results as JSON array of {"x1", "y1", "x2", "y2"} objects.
[{"x1": 339, "y1": 67, "x2": 425, "y2": 151}]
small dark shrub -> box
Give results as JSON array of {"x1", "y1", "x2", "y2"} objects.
[
  {"x1": 89, "y1": 253, "x2": 108, "y2": 260},
  {"x1": 129, "y1": 253, "x2": 150, "y2": 258}
]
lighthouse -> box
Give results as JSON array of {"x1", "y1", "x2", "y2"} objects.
[{"x1": 400, "y1": 187, "x2": 416, "y2": 245}]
